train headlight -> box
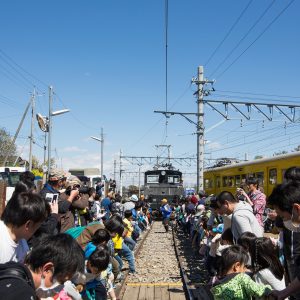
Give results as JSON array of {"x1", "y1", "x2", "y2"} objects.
[{"x1": 161, "y1": 171, "x2": 166, "y2": 175}]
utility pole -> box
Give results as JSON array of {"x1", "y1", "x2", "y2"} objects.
[
  {"x1": 2, "y1": 100, "x2": 31, "y2": 167},
  {"x1": 28, "y1": 88, "x2": 36, "y2": 171},
  {"x1": 101, "y1": 127, "x2": 104, "y2": 177},
  {"x1": 192, "y1": 66, "x2": 214, "y2": 192},
  {"x1": 114, "y1": 159, "x2": 117, "y2": 181},
  {"x1": 119, "y1": 150, "x2": 123, "y2": 196},
  {"x1": 138, "y1": 164, "x2": 141, "y2": 198},
  {"x1": 47, "y1": 86, "x2": 53, "y2": 178}
]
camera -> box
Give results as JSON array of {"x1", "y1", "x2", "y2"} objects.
[
  {"x1": 65, "y1": 185, "x2": 89, "y2": 196},
  {"x1": 45, "y1": 193, "x2": 59, "y2": 203}
]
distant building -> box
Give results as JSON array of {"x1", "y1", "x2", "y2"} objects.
[{"x1": 0, "y1": 156, "x2": 28, "y2": 167}]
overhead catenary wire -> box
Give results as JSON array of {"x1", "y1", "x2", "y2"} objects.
[
  {"x1": 208, "y1": 122, "x2": 300, "y2": 154},
  {"x1": 212, "y1": 93, "x2": 300, "y2": 104},
  {"x1": 0, "y1": 48, "x2": 48, "y2": 90},
  {"x1": 204, "y1": 0, "x2": 253, "y2": 67},
  {"x1": 209, "y1": 0, "x2": 276, "y2": 78},
  {"x1": 215, "y1": 0, "x2": 295, "y2": 79},
  {"x1": 54, "y1": 92, "x2": 98, "y2": 131},
  {"x1": 215, "y1": 89, "x2": 300, "y2": 100}
]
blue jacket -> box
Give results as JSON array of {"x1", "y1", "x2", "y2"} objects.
[{"x1": 160, "y1": 204, "x2": 172, "y2": 219}]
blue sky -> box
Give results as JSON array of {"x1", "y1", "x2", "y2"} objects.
[{"x1": 0, "y1": 0, "x2": 300, "y2": 185}]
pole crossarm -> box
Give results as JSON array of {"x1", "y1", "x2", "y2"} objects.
[
  {"x1": 154, "y1": 110, "x2": 203, "y2": 126},
  {"x1": 120, "y1": 155, "x2": 196, "y2": 167},
  {"x1": 204, "y1": 99, "x2": 300, "y2": 123}
]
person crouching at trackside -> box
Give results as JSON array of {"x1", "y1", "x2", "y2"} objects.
[
  {"x1": 160, "y1": 198, "x2": 172, "y2": 232},
  {"x1": 211, "y1": 245, "x2": 272, "y2": 300}
]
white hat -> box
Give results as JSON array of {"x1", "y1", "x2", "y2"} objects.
[{"x1": 130, "y1": 194, "x2": 139, "y2": 202}]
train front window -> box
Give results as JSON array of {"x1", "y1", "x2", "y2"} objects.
[
  {"x1": 0, "y1": 172, "x2": 9, "y2": 185},
  {"x1": 147, "y1": 175, "x2": 159, "y2": 184},
  {"x1": 10, "y1": 172, "x2": 21, "y2": 186},
  {"x1": 235, "y1": 175, "x2": 241, "y2": 186},
  {"x1": 269, "y1": 169, "x2": 277, "y2": 185},
  {"x1": 168, "y1": 176, "x2": 179, "y2": 184}
]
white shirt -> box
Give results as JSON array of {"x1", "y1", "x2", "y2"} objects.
[
  {"x1": 253, "y1": 268, "x2": 286, "y2": 291},
  {"x1": 0, "y1": 220, "x2": 29, "y2": 263}
]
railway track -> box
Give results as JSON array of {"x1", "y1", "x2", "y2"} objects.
[{"x1": 118, "y1": 221, "x2": 213, "y2": 300}]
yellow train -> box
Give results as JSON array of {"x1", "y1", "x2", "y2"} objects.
[{"x1": 204, "y1": 151, "x2": 300, "y2": 197}]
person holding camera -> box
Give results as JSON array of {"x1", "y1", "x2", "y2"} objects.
[{"x1": 59, "y1": 175, "x2": 91, "y2": 231}]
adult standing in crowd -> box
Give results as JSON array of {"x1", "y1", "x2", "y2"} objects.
[
  {"x1": 268, "y1": 181, "x2": 300, "y2": 300},
  {"x1": 216, "y1": 191, "x2": 263, "y2": 242},
  {"x1": 0, "y1": 192, "x2": 48, "y2": 263},
  {"x1": 246, "y1": 178, "x2": 266, "y2": 227},
  {"x1": 101, "y1": 191, "x2": 114, "y2": 220},
  {"x1": 160, "y1": 198, "x2": 172, "y2": 232}
]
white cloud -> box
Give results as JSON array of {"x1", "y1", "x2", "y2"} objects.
[
  {"x1": 61, "y1": 146, "x2": 88, "y2": 153},
  {"x1": 206, "y1": 141, "x2": 222, "y2": 151}
]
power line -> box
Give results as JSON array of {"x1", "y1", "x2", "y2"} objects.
[
  {"x1": 209, "y1": 0, "x2": 276, "y2": 77},
  {"x1": 0, "y1": 63, "x2": 32, "y2": 91},
  {"x1": 54, "y1": 92, "x2": 98, "y2": 131},
  {"x1": 209, "y1": 123, "x2": 300, "y2": 153},
  {"x1": 215, "y1": 89, "x2": 300, "y2": 100},
  {"x1": 213, "y1": 93, "x2": 300, "y2": 104},
  {"x1": 216, "y1": 0, "x2": 295, "y2": 79},
  {"x1": 0, "y1": 49, "x2": 48, "y2": 89},
  {"x1": 204, "y1": 0, "x2": 253, "y2": 66}
]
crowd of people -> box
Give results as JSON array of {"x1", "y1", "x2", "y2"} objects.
[
  {"x1": 2, "y1": 166, "x2": 300, "y2": 299},
  {"x1": 167, "y1": 166, "x2": 300, "y2": 300},
  {"x1": 0, "y1": 169, "x2": 152, "y2": 300}
]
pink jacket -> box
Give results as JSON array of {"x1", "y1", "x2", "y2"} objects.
[{"x1": 249, "y1": 190, "x2": 266, "y2": 227}]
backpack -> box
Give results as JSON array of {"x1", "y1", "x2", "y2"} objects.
[
  {"x1": 65, "y1": 226, "x2": 86, "y2": 239},
  {"x1": 0, "y1": 263, "x2": 36, "y2": 297}
]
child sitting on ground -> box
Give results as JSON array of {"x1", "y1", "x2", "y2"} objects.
[
  {"x1": 82, "y1": 246, "x2": 110, "y2": 300},
  {"x1": 211, "y1": 245, "x2": 272, "y2": 300},
  {"x1": 123, "y1": 210, "x2": 136, "y2": 251},
  {"x1": 209, "y1": 227, "x2": 234, "y2": 280}
]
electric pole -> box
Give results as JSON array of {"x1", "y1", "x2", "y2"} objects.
[
  {"x1": 114, "y1": 159, "x2": 117, "y2": 181},
  {"x1": 29, "y1": 88, "x2": 36, "y2": 171},
  {"x1": 192, "y1": 66, "x2": 214, "y2": 192},
  {"x1": 101, "y1": 127, "x2": 104, "y2": 178},
  {"x1": 47, "y1": 86, "x2": 53, "y2": 178},
  {"x1": 119, "y1": 150, "x2": 123, "y2": 196}
]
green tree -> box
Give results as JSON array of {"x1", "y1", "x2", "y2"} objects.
[
  {"x1": 0, "y1": 127, "x2": 17, "y2": 159},
  {"x1": 254, "y1": 155, "x2": 263, "y2": 159},
  {"x1": 273, "y1": 150, "x2": 288, "y2": 156},
  {"x1": 32, "y1": 155, "x2": 42, "y2": 170},
  {"x1": 294, "y1": 145, "x2": 300, "y2": 152}
]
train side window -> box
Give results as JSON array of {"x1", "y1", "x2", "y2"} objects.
[
  {"x1": 255, "y1": 172, "x2": 264, "y2": 186},
  {"x1": 235, "y1": 175, "x2": 241, "y2": 186},
  {"x1": 282, "y1": 167, "x2": 296, "y2": 181},
  {"x1": 222, "y1": 176, "x2": 228, "y2": 187},
  {"x1": 204, "y1": 179, "x2": 210, "y2": 189},
  {"x1": 216, "y1": 176, "x2": 221, "y2": 188},
  {"x1": 269, "y1": 168, "x2": 277, "y2": 185},
  {"x1": 241, "y1": 174, "x2": 247, "y2": 184},
  {"x1": 228, "y1": 176, "x2": 234, "y2": 187}
]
